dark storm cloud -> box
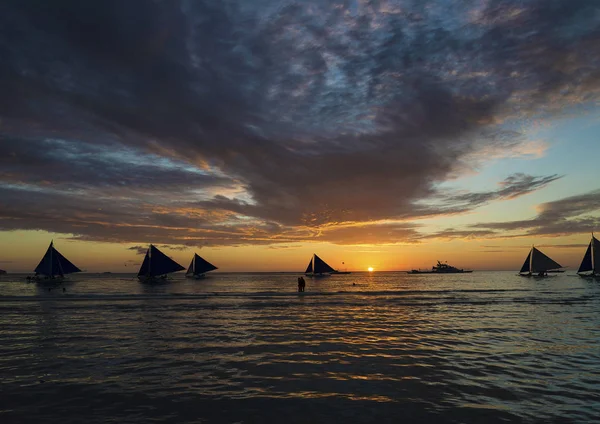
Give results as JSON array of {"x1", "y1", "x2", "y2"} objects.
[
  {"x1": 0, "y1": 0, "x2": 599, "y2": 245},
  {"x1": 471, "y1": 190, "x2": 600, "y2": 237}
]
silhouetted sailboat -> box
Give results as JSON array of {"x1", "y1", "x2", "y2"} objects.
[
  {"x1": 577, "y1": 234, "x2": 599, "y2": 278},
  {"x1": 32, "y1": 241, "x2": 81, "y2": 282},
  {"x1": 304, "y1": 254, "x2": 335, "y2": 277},
  {"x1": 519, "y1": 246, "x2": 563, "y2": 277},
  {"x1": 186, "y1": 253, "x2": 218, "y2": 279},
  {"x1": 137, "y1": 244, "x2": 185, "y2": 283}
]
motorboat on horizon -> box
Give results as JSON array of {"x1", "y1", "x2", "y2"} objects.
[{"x1": 408, "y1": 261, "x2": 473, "y2": 274}]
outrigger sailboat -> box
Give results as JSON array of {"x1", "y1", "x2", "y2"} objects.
[
  {"x1": 304, "y1": 254, "x2": 336, "y2": 277},
  {"x1": 30, "y1": 241, "x2": 81, "y2": 282},
  {"x1": 577, "y1": 233, "x2": 600, "y2": 278},
  {"x1": 185, "y1": 253, "x2": 218, "y2": 279},
  {"x1": 519, "y1": 246, "x2": 563, "y2": 277},
  {"x1": 137, "y1": 244, "x2": 185, "y2": 283}
]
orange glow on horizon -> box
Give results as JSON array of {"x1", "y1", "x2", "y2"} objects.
[{"x1": 0, "y1": 230, "x2": 593, "y2": 273}]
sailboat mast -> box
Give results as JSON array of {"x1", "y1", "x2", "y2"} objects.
[
  {"x1": 149, "y1": 244, "x2": 152, "y2": 276},
  {"x1": 592, "y1": 233, "x2": 595, "y2": 273},
  {"x1": 530, "y1": 245, "x2": 533, "y2": 274}
]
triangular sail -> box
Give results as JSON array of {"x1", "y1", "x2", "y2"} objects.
[
  {"x1": 138, "y1": 245, "x2": 185, "y2": 277},
  {"x1": 578, "y1": 242, "x2": 593, "y2": 274},
  {"x1": 189, "y1": 254, "x2": 217, "y2": 275},
  {"x1": 186, "y1": 258, "x2": 194, "y2": 275},
  {"x1": 34, "y1": 242, "x2": 81, "y2": 277},
  {"x1": 531, "y1": 247, "x2": 562, "y2": 273},
  {"x1": 313, "y1": 254, "x2": 335, "y2": 274},
  {"x1": 519, "y1": 251, "x2": 531, "y2": 273},
  {"x1": 138, "y1": 251, "x2": 150, "y2": 276},
  {"x1": 149, "y1": 245, "x2": 185, "y2": 276},
  {"x1": 305, "y1": 259, "x2": 313, "y2": 274},
  {"x1": 53, "y1": 249, "x2": 82, "y2": 274}
]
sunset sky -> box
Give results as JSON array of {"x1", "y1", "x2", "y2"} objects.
[{"x1": 1, "y1": 0, "x2": 599, "y2": 272}]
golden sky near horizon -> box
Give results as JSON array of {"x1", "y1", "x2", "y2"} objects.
[{"x1": 0, "y1": 230, "x2": 591, "y2": 273}]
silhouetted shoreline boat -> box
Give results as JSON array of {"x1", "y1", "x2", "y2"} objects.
[
  {"x1": 577, "y1": 233, "x2": 599, "y2": 278},
  {"x1": 408, "y1": 261, "x2": 473, "y2": 274},
  {"x1": 29, "y1": 241, "x2": 81, "y2": 283},
  {"x1": 186, "y1": 253, "x2": 218, "y2": 279},
  {"x1": 519, "y1": 246, "x2": 563, "y2": 277},
  {"x1": 137, "y1": 244, "x2": 185, "y2": 283},
  {"x1": 304, "y1": 254, "x2": 335, "y2": 277}
]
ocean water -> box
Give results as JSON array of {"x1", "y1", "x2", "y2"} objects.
[{"x1": 1, "y1": 271, "x2": 599, "y2": 423}]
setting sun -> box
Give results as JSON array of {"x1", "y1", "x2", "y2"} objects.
[{"x1": 368, "y1": 267, "x2": 374, "y2": 272}]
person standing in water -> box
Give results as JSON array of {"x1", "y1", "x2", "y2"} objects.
[{"x1": 297, "y1": 276, "x2": 306, "y2": 292}]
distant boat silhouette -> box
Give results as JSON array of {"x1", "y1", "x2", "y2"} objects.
[
  {"x1": 577, "y1": 233, "x2": 599, "y2": 278},
  {"x1": 519, "y1": 246, "x2": 563, "y2": 277},
  {"x1": 0, "y1": 269, "x2": 6, "y2": 275},
  {"x1": 408, "y1": 261, "x2": 473, "y2": 274},
  {"x1": 31, "y1": 241, "x2": 81, "y2": 282},
  {"x1": 304, "y1": 254, "x2": 335, "y2": 277},
  {"x1": 137, "y1": 244, "x2": 185, "y2": 283},
  {"x1": 186, "y1": 253, "x2": 218, "y2": 279}
]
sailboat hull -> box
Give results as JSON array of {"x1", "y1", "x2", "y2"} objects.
[
  {"x1": 186, "y1": 273, "x2": 206, "y2": 280},
  {"x1": 306, "y1": 273, "x2": 331, "y2": 278},
  {"x1": 30, "y1": 275, "x2": 66, "y2": 284},
  {"x1": 519, "y1": 273, "x2": 553, "y2": 278},
  {"x1": 138, "y1": 275, "x2": 170, "y2": 284}
]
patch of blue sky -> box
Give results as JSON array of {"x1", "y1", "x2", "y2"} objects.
[
  {"x1": 422, "y1": 112, "x2": 600, "y2": 229},
  {"x1": 43, "y1": 138, "x2": 215, "y2": 177},
  {"x1": 443, "y1": 109, "x2": 599, "y2": 192},
  {"x1": 100, "y1": 147, "x2": 215, "y2": 176},
  {"x1": 0, "y1": 182, "x2": 84, "y2": 196}
]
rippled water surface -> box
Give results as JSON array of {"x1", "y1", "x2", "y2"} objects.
[{"x1": 1, "y1": 271, "x2": 600, "y2": 423}]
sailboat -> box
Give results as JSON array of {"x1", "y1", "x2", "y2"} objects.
[
  {"x1": 31, "y1": 241, "x2": 82, "y2": 282},
  {"x1": 577, "y1": 233, "x2": 600, "y2": 278},
  {"x1": 185, "y1": 253, "x2": 218, "y2": 279},
  {"x1": 519, "y1": 246, "x2": 563, "y2": 277},
  {"x1": 304, "y1": 254, "x2": 336, "y2": 277},
  {"x1": 137, "y1": 244, "x2": 185, "y2": 283}
]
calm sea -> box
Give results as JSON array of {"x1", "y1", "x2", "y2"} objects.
[{"x1": 1, "y1": 271, "x2": 599, "y2": 423}]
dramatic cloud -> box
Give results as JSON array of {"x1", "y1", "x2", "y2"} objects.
[
  {"x1": 0, "y1": 0, "x2": 599, "y2": 246},
  {"x1": 422, "y1": 173, "x2": 563, "y2": 215},
  {"x1": 472, "y1": 190, "x2": 600, "y2": 237}
]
